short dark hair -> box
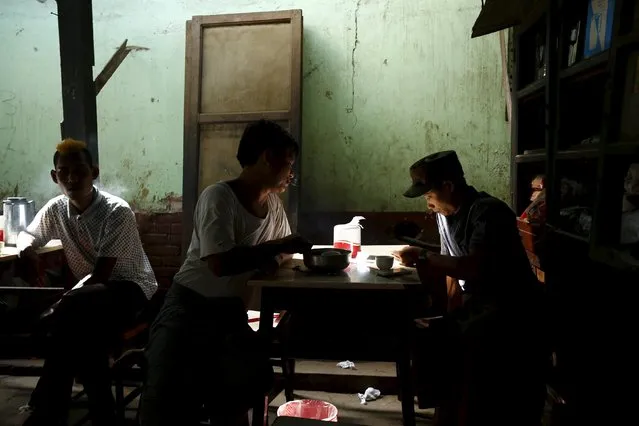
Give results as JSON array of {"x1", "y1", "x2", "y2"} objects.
[
  {"x1": 53, "y1": 138, "x2": 94, "y2": 167},
  {"x1": 236, "y1": 120, "x2": 298, "y2": 168}
]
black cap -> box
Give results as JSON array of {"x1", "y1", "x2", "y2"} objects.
[{"x1": 403, "y1": 150, "x2": 464, "y2": 198}]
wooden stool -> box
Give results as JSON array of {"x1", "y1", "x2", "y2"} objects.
[
  {"x1": 71, "y1": 321, "x2": 149, "y2": 426},
  {"x1": 95, "y1": 310, "x2": 297, "y2": 424},
  {"x1": 248, "y1": 310, "x2": 296, "y2": 402},
  {"x1": 113, "y1": 348, "x2": 146, "y2": 424}
]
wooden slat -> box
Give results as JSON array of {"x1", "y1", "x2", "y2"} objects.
[
  {"x1": 198, "y1": 111, "x2": 290, "y2": 124},
  {"x1": 181, "y1": 19, "x2": 202, "y2": 260},
  {"x1": 193, "y1": 10, "x2": 298, "y2": 27},
  {"x1": 511, "y1": 28, "x2": 521, "y2": 209},
  {"x1": 591, "y1": 0, "x2": 631, "y2": 251},
  {"x1": 287, "y1": 10, "x2": 303, "y2": 232},
  {"x1": 545, "y1": 1, "x2": 560, "y2": 232},
  {"x1": 94, "y1": 39, "x2": 130, "y2": 95}
]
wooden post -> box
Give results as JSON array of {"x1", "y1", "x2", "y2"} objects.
[{"x1": 55, "y1": 0, "x2": 99, "y2": 168}]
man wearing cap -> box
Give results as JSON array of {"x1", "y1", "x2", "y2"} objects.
[{"x1": 396, "y1": 150, "x2": 547, "y2": 426}]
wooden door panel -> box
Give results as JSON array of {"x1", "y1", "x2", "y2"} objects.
[
  {"x1": 183, "y1": 10, "x2": 302, "y2": 255},
  {"x1": 198, "y1": 121, "x2": 291, "y2": 200},
  {"x1": 201, "y1": 24, "x2": 293, "y2": 114},
  {"x1": 198, "y1": 123, "x2": 244, "y2": 192}
]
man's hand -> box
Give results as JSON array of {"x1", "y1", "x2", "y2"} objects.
[
  {"x1": 392, "y1": 246, "x2": 423, "y2": 267},
  {"x1": 18, "y1": 247, "x2": 43, "y2": 286},
  {"x1": 278, "y1": 234, "x2": 313, "y2": 254},
  {"x1": 256, "y1": 257, "x2": 280, "y2": 277},
  {"x1": 19, "y1": 246, "x2": 39, "y2": 263}
]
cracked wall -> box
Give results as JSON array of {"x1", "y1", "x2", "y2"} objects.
[{"x1": 0, "y1": 0, "x2": 509, "y2": 213}]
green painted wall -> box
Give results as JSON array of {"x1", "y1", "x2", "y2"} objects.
[{"x1": 0, "y1": 0, "x2": 509, "y2": 213}]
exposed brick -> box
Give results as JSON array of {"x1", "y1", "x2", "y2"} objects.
[
  {"x1": 135, "y1": 212, "x2": 154, "y2": 234},
  {"x1": 153, "y1": 266, "x2": 179, "y2": 278},
  {"x1": 154, "y1": 214, "x2": 172, "y2": 224},
  {"x1": 168, "y1": 234, "x2": 182, "y2": 245},
  {"x1": 155, "y1": 212, "x2": 182, "y2": 224},
  {"x1": 162, "y1": 256, "x2": 183, "y2": 267},
  {"x1": 147, "y1": 256, "x2": 164, "y2": 267},
  {"x1": 170, "y1": 223, "x2": 183, "y2": 235},
  {"x1": 135, "y1": 212, "x2": 150, "y2": 222},
  {"x1": 155, "y1": 223, "x2": 171, "y2": 234},
  {"x1": 144, "y1": 245, "x2": 180, "y2": 257},
  {"x1": 142, "y1": 233, "x2": 168, "y2": 245},
  {"x1": 156, "y1": 276, "x2": 173, "y2": 288}
]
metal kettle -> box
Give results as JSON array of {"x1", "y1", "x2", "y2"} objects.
[{"x1": 2, "y1": 197, "x2": 36, "y2": 246}]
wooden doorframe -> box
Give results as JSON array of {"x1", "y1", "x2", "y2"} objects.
[{"x1": 182, "y1": 10, "x2": 303, "y2": 257}]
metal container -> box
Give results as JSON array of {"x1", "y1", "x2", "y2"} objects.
[
  {"x1": 303, "y1": 248, "x2": 351, "y2": 273},
  {"x1": 2, "y1": 197, "x2": 36, "y2": 246}
]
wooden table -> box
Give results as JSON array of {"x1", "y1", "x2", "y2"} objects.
[
  {"x1": 248, "y1": 245, "x2": 421, "y2": 426},
  {"x1": 0, "y1": 240, "x2": 64, "y2": 288},
  {"x1": 1, "y1": 241, "x2": 65, "y2": 356},
  {"x1": 0, "y1": 240, "x2": 63, "y2": 262}
]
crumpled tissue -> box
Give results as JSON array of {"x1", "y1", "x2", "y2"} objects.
[
  {"x1": 357, "y1": 387, "x2": 381, "y2": 405},
  {"x1": 18, "y1": 404, "x2": 33, "y2": 414},
  {"x1": 336, "y1": 360, "x2": 355, "y2": 369}
]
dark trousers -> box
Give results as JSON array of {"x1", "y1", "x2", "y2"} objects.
[
  {"x1": 420, "y1": 309, "x2": 548, "y2": 426},
  {"x1": 27, "y1": 280, "x2": 146, "y2": 426},
  {"x1": 140, "y1": 284, "x2": 273, "y2": 426}
]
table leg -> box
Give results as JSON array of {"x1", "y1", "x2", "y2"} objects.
[
  {"x1": 398, "y1": 330, "x2": 416, "y2": 426},
  {"x1": 0, "y1": 261, "x2": 14, "y2": 286},
  {"x1": 251, "y1": 289, "x2": 275, "y2": 426}
]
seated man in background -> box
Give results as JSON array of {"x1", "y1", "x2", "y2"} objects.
[
  {"x1": 140, "y1": 120, "x2": 312, "y2": 426},
  {"x1": 396, "y1": 150, "x2": 548, "y2": 426},
  {"x1": 18, "y1": 139, "x2": 157, "y2": 426}
]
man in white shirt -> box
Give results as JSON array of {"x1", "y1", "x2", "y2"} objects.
[
  {"x1": 140, "y1": 120, "x2": 311, "y2": 426},
  {"x1": 19, "y1": 139, "x2": 157, "y2": 426}
]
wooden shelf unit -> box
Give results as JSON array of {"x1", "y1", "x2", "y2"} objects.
[
  {"x1": 512, "y1": 0, "x2": 639, "y2": 271},
  {"x1": 506, "y1": 1, "x2": 639, "y2": 419}
]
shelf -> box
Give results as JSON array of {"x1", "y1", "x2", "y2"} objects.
[
  {"x1": 552, "y1": 228, "x2": 589, "y2": 243},
  {"x1": 556, "y1": 146, "x2": 600, "y2": 160},
  {"x1": 605, "y1": 141, "x2": 639, "y2": 155},
  {"x1": 559, "y1": 52, "x2": 609, "y2": 81},
  {"x1": 591, "y1": 246, "x2": 639, "y2": 271},
  {"x1": 516, "y1": 78, "x2": 546, "y2": 100},
  {"x1": 515, "y1": 146, "x2": 601, "y2": 162},
  {"x1": 515, "y1": 151, "x2": 546, "y2": 163},
  {"x1": 616, "y1": 32, "x2": 639, "y2": 49}
]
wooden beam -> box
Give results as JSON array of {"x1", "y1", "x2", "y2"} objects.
[
  {"x1": 55, "y1": 0, "x2": 99, "y2": 167},
  {"x1": 499, "y1": 30, "x2": 512, "y2": 124},
  {"x1": 94, "y1": 40, "x2": 150, "y2": 95},
  {"x1": 94, "y1": 39, "x2": 130, "y2": 95}
]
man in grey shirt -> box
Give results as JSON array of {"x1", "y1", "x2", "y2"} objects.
[{"x1": 140, "y1": 120, "x2": 311, "y2": 426}]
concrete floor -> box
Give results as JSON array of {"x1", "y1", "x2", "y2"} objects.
[{"x1": 0, "y1": 360, "x2": 434, "y2": 426}]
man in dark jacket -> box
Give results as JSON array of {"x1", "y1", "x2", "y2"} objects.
[{"x1": 396, "y1": 150, "x2": 548, "y2": 426}]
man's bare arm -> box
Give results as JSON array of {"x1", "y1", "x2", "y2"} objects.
[
  {"x1": 82, "y1": 257, "x2": 118, "y2": 285},
  {"x1": 205, "y1": 235, "x2": 310, "y2": 276}
]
